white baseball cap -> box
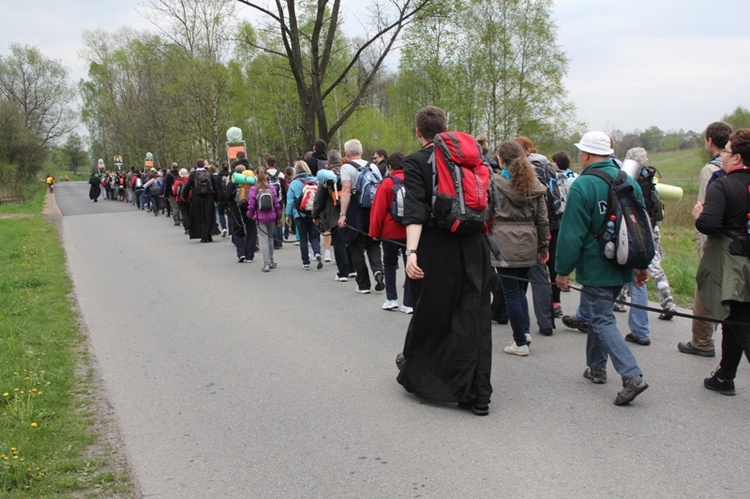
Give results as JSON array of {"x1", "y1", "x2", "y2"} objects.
[{"x1": 575, "y1": 131, "x2": 614, "y2": 156}]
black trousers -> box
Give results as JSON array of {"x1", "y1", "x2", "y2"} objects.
[
  {"x1": 349, "y1": 233, "x2": 383, "y2": 290},
  {"x1": 716, "y1": 301, "x2": 750, "y2": 380}
]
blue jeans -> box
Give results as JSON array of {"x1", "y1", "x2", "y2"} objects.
[
  {"x1": 529, "y1": 259, "x2": 554, "y2": 330},
  {"x1": 627, "y1": 282, "x2": 649, "y2": 340},
  {"x1": 584, "y1": 286, "x2": 642, "y2": 383},
  {"x1": 382, "y1": 240, "x2": 413, "y2": 306},
  {"x1": 295, "y1": 217, "x2": 320, "y2": 265},
  {"x1": 497, "y1": 267, "x2": 531, "y2": 346}
]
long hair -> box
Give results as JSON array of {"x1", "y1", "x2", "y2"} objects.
[
  {"x1": 255, "y1": 166, "x2": 269, "y2": 190},
  {"x1": 497, "y1": 141, "x2": 537, "y2": 197},
  {"x1": 294, "y1": 160, "x2": 310, "y2": 175},
  {"x1": 514, "y1": 136, "x2": 537, "y2": 155}
]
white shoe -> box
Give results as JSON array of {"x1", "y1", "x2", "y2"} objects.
[
  {"x1": 504, "y1": 341, "x2": 529, "y2": 357},
  {"x1": 334, "y1": 275, "x2": 348, "y2": 282},
  {"x1": 525, "y1": 333, "x2": 532, "y2": 345},
  {"x1": 324, "y1": 250, "x2": 332, "y2": 262},
  {"x1": 355, "y1": 287, "x2": 371, "y2": 294},
  {"x1": 382, "y1": 299, "x2": 399, "y2": 310},
  {"x1": 400, "y1": 305, "x2": 413, "y2": 314},
  {"x1": 221, "y1": 228, "x2": 228, "y2": 237}
]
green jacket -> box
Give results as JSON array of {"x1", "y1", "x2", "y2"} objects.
[{"x1": 555, "y1": 159, "x2": 644, "y2": 287}]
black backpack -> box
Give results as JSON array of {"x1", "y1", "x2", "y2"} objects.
[
  {"x1": 194, "y1": 170, "x2": 214, "y2": 195},
  {"x1": 636, "y1": 166, "x2": 664, "y2": 224},
  {"x1": 584, "y1": 169, "x2": 655, "y2": 269}
]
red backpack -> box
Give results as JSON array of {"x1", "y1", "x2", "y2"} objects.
[
  {"x1": 173, "y1": 177, "x2": 191, "y2": 202},
  {"x1": 430, "y1": 131, "x2": 492, "y2": 234}
]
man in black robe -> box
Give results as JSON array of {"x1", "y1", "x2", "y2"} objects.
[
  {"x1": 88, "y1": 172, "x2": 101, "y2": 202},
  {"x1": 397, "y1": 106, "x2": 493, "y2": 415},
  {"x1": 182, "y1": 158, "x2": 220, "y2": 242}
]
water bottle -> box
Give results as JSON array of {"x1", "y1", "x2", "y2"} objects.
[{"x1": 604, "y1": 215, "x2": 616, "y2": 259}]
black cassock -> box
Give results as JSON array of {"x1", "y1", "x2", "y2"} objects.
[
  {"x1": 89, "y1": 175, "x2": 101, "y2": 200},
  {"x1": 396, "y1": 145, "x2": 493, "y2": 406},
  {"x1": 183, "y1": 169, "x2": 219, "y2": 240}
]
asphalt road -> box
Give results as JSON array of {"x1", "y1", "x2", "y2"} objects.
[{"x1": 56, "y1": 182, "x2": 749, "y2": 498}]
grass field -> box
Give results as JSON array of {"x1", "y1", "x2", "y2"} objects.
[{"x1": 0, "y1": 185, "x2": 131, "y2": 495}]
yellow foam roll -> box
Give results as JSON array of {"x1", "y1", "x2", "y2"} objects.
[{"x1": 654, "y1": 183, "x2": 683, "y2": 201}]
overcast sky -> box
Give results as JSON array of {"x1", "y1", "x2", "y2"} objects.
[{"x1": 2, "y1": 0, "x2": 749, "y2": 134}]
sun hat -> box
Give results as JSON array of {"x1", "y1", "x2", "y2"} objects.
[{"x1": 575, "y1": 131, "x2": 614, "y2": 156}]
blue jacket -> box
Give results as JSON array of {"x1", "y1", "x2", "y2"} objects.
[{"x1": 285, "y1": 173, "x2": 317, "y2": 219}]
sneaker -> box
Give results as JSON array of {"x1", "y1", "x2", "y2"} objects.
[
  {"x1": 302, "y1": 264, "x2": 310, "y2": 270},
  {"x1": 374, "y1": 271, "x2": 385, "y2": 291},
  {"x1": 315, "y1": 253, "x2": 323, "y2": 270},
  {"x1": 238, "y1": 256, "x2": 246, "y2": 263},
  {"x1": 348, "y1": 272, "x2": 357, "y2": 278},
  {"x1": 553, "y1": 303, "x2": 563, "y2": 318},
  {"x1": 269, "y1": 261, "x2": 277, "y2": 269},
  {"x1": 457, "y1": 401, "x2": 490, "y2": 416},
  {"x1": 625, "y1": 333, "x2": 651, "y2": 346},
  {"x1": 324, "y1": 250, "x2": 332, "y2": 262},
  {"x1": 704, "y1": 374, "x2": 736, "y2": 396},
  {"x1": 525, "y1": 333, "x2": 532, "y2": 345},
  {"x1": 355, "y1": 287, "x2": 371, "y2": 294},
  {"x1": 583, "y1": 367, "x2": 607, "y2": 384},
  {"x1": 614, "y1": 375, "x2": 649, "y2": 405},
  {"x1": 221, "y1": 228, "x2": 228, "y2": 237},
  {"x1": 262, "y1": 264, "x2": 270, "y2": 273},
  {"x1": 613, "y1": 302, "x2": 627, "y2": 313},
  {"x1": 562, "y1": 315, "x2": 589, "y2": 333},
  {"x1": 334, "y1": 275, "x2": 349, "y2": 282},
  {"x1": 677, "y1": 341, "x2": 715, "y2": 357},
  {"x1": 539, "y1": 328, "x2": 553, "y2": 336},
  {"x1": 400, "y1": 305, "x2": 414, "y2": 314},
  {"x1": 382, "y1": 299, "x2": 399, "y2": 310},
  {"x1": 294, "y1": 241, "x2": 300, "y2": 246},
  {"x1": 504, "y1": 341, "x2": 529, "y2": 357}
]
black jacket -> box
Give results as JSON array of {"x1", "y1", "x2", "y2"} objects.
[{"x1": 305, "y1": 151, "x2": 327, "y2": 176}]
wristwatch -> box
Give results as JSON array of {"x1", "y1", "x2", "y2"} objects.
[{"x1": 405, "y1": 249, "x2": 418, "y2": 256}]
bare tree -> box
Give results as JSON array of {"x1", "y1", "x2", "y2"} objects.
[{"x1": 235, "y1": 0, "x2": 432, "y2": 147}]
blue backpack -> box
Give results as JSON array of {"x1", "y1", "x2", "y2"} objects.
[{"x1": 351, "y1": 162, "x2": 381, "y2": 208}]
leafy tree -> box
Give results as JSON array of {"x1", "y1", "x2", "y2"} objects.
[
  {"x1": 0, "y1": 100, "x2": 46, "y2": 187},
  {"x1": 0, "y1": 44, "x2": 76, "y2": 147},
  {"x1": 61, "y1": 133, "x2": 89, "y2": 174},
  {"x1": 639, "y1": 125, "x2": 663, "y2": 152},
  {"x1": 723, "y1": 106, "x2": 750, "y2": 130}
]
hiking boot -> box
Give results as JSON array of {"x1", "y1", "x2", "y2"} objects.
[
  {"x1": 315, "y1": 253, "x2": 323, "y2": 270},
  {"x1": 704, "y1": 374, "x2": 736, "y2": 396},
  {"x1": 374, "y1": 271, "x2": 385, "y2": 291},
  {"x1": 659, "y1": 305, "x2": 677, "y2": 321},
  {"x1": 553, "y1": 303, "x2": 563, "y2": 318},
  {"x1": 382, "y1": 299, "x2": 399, "y2": 310},
  {"x1": 625, "y1": 333, "x2": 651, "y2": 346},
  {"x1": 614, "y1": 375, "x2": 649, "y2": 405},
  {"x1": 400, "y1": 305, "x2": 413, "y2": 314},
  {"x1": 677, "y1": 341, "x2": 715, "y2": 357},
  {"x1": 583, "y1": 367, "x2": 607, "y2": 384},
  {"x1": 504, "y1": 341, "x2": 529, "y2": 357},
  {"x1": 355, "y1": 287, "x2": 371, "y2": 294},
  {"x1": 562, "y1": 315, "x2": 589, "y2": 333}
]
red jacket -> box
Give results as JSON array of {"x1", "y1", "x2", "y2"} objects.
[{"x1": 369, "y1": 170, "x2": 407, "y2": 241}]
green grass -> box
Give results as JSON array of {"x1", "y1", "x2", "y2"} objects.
[{"x1": 0, "y1": 184, "x2": 132, "y2": 496}]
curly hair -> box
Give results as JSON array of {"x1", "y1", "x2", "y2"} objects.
[{"x1": 497, "y1": 141, "x2": 537, "y2": 197}]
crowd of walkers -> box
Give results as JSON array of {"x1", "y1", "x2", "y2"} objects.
[{"x1": 85, "y1": 112, "x2": 750, "y2": 416}]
